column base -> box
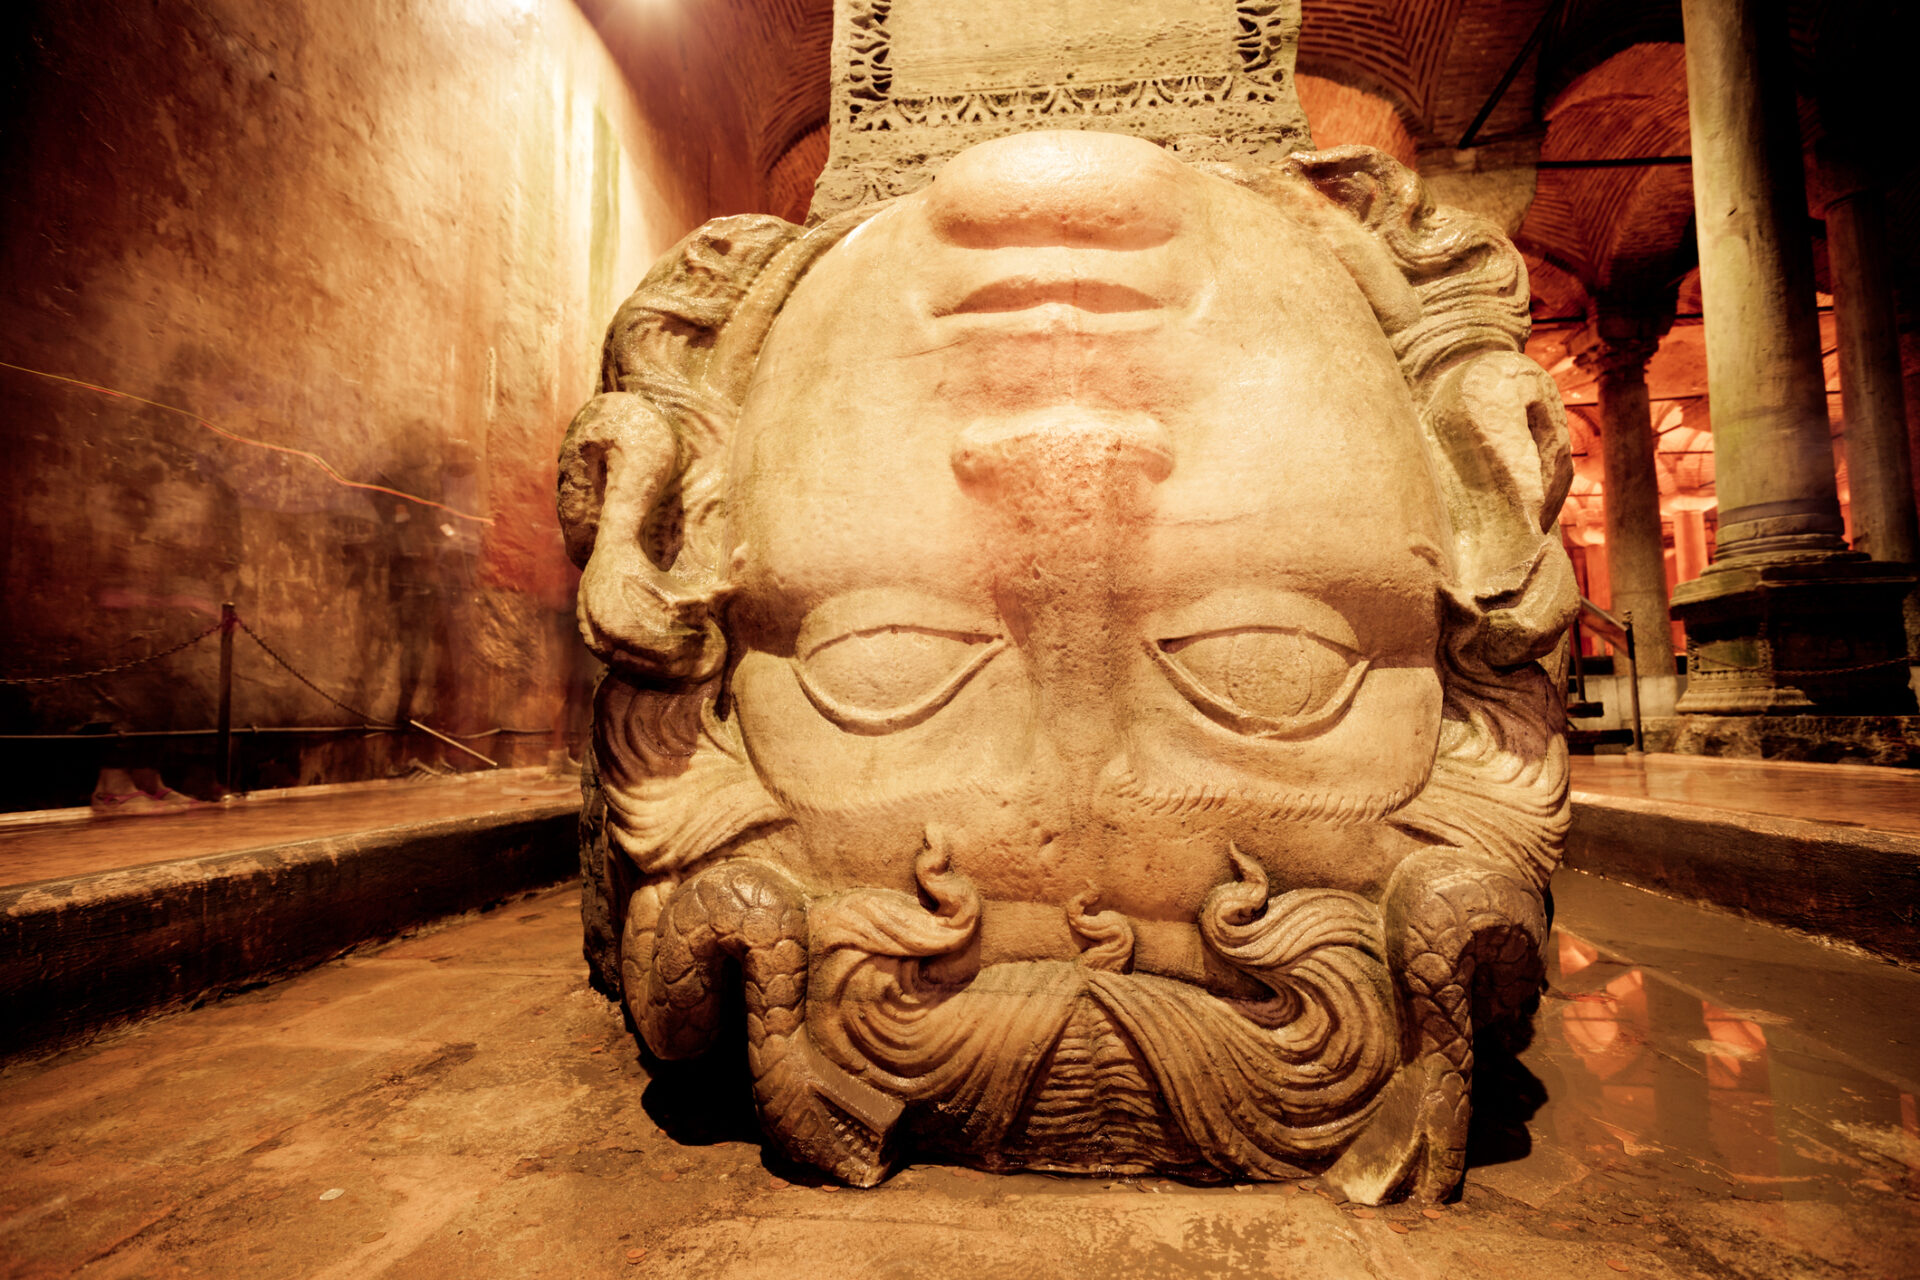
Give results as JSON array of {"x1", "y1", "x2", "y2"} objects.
[
  {"x1": 1669, "y1": 555, "x2": 1917, "y2": 715},
  {"x1": 1640, "y1": 713, "x2": 1920, "y2": 768}
]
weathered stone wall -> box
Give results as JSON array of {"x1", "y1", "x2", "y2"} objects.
[{"x1": 0, "y1": 0, "x2": 718, "y2": 806}]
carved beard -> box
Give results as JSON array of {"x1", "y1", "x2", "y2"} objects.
[
  {"x1": 631, "y1": 836, "x2": 1400, "y2": 1184},
  {"x1": 593, "y1": 639, "x2": 1562, "y2": 1196}
]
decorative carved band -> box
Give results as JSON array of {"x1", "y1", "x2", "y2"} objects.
[{"x1": 840, "y1": 0, "x2": 1300, "y2": 133}]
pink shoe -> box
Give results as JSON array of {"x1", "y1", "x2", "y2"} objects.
[{"x1": 91, "y1": 768, "x2": 197, "y2": 817}]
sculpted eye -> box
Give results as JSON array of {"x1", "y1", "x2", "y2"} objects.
[
  {"x1": 794, "y1": 626, "x2": 1006, "y2": 736},
  {"x1": 1149, "y1": 627, "x2": 1368, "y2": 739}
]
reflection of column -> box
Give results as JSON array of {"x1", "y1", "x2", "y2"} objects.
[
  {"x1": 1646, "y1": 977, "x2": 1715, "y2": 1159},
  {"x1": 1580, "y1": 314, "x2": 1678, "y2": 717},
  {"x1": 1672, "y1": 0, "x2": 1915, "y2": 715}
]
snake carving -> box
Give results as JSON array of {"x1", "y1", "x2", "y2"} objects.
[{"x1": 559, "y1": 123, "x2": 1573, "y2": 1202}]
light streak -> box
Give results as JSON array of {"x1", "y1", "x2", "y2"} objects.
[{"x1": 0, "y1": 359, "x2": 495, "y2": 525}]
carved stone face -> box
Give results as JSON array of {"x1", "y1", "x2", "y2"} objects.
[
  {"x1": 564, "y1": 128, "x2": 1573, "y2": 1202},
  {"x1": 728, "y1": 132, "x2": 1448, "y2": 967}
]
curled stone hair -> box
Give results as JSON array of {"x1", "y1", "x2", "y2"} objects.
[
  {"x1": 1285, "y1": 147, "x2": 1534, "y2": 389},
  {"x1": 1230, "y1": 147, "x2": 1576, "y2": 893},
  {"x1": 558, "y1": 208, "x2": 879, "y2": 685}
]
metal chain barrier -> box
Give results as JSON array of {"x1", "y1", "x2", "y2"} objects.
[
  {"x1": 232, "y1": 616, "x2": 389, "y2": 726},
  {"x1": 0, "y1": 620, "x2": 224, "y2": 686},
  {"x1": 1690, "y1": 654, "x2": 1917, "y2": 677},
  {"x1": 0, "y1": 608, "x2": 527, "y2": 774}
]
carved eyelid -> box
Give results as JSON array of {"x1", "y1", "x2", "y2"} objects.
[
  {"x1": 792, "y1": 589, "x2": 1005, "y2": 736},
  {"x1": 795, "y1": 588, "x2": 1000, "y2": 658},
  {"x1": 1145, "y1": 590, "x2": 1369, "y2": 740}
]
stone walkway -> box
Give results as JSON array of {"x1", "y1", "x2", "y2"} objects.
[
  {"x1": 0, "y1": 769, "x2": 581, "y2": 888},
  {"x1": 2, "y1": 872, "x2": 1916, "y2": 1280},
  {"x1": 1571, "y1": 754, "x2": 1920, "y2": 837}
]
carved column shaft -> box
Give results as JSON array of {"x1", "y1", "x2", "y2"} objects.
[
  {"x1": 1680, "y1": 0, "x2": 1845, "y2": 560},
  {"x1": 1827, "y1": 187, "x2": 1919, "y2": 568},
  {"x1": 1582, "y1": 323, "x2": 1678, "y2": 715},
  {"x1": 1671, "y1": 0, "x2": 1916, "y2": 715}
]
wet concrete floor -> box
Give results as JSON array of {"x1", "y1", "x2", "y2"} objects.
[{"x1": 2, "y1": 870, "x2": 1915, "y2": 1280}]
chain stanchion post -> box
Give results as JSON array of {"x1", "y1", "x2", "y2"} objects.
[
  {"x1": 1622, "y1": 609, "x2": 1644, "y2": 754},
  {"x1": 1570, "y1": 614, "x2": 1588, "y2": 705},
  {"x1": 217, "y1": 602, "x2": 237, "y2": 793}
]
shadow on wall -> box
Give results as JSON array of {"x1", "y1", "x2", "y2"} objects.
[{"x1": 0, "y1": 0, "x2": 695, "y2": 812}]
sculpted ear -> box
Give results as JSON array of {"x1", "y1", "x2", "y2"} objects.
[
  {"x1": 558, "y1": 391, "x2": 727, "y2": 684},
  {"x1": 555, "y1": 211, "x2": 879, "y2": 689},
  {"x1": 1422, "y1": 350, "x2": 1578, "y2": 667}
]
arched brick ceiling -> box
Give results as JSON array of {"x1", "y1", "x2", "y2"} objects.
[
  {"x1": 1296, "y1": 74, "x2": 1417, "y2": 165},
  {"x1": 592, "y1": 0, "x2": 1552, "y2": 221},
  {"x1": 764, "y1": 123, "x2": 829, "y2": 224},
  {"x1": 1296, "y1": 0, "x2": 1464, "y2": 128},
  {"x1": 1517, "y1": 43, "x2": 1694, "y2": 304},
  {"x1": 602, "y1": 0, "x2": 1706, "y2": 229},
  {"x1": 1524, "y1": 254, "x2": 1591, "y2": 320},
  {"x1": 1420, "y1": 0, "x2": 1560, "y2": 142},
  {"x1": 589, "y1": 0, "x2": 1893, "y2": 305},
  {"x1": 629, "y1": 0, "x2": 1514, "y2": 218},
  {"x1": 743, "y1": 0, "x2": 833, "y2": 177},
  {"x1": 1538, "y1": 0, "x2": 1681, "y2": 107}
]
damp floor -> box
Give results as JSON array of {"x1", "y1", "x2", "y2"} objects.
[
  {"x1": 1570, "y1": 754, "x2": 1920, "y2": 836},
  {"x1": 2, "y1": 870, "x2": 1915, "y2": 1280},
  {"x1": 0, "y1": 768, "x2": 582, "y2": 888},
  {"x1": 3, "y1": 752, "x2": 1913, "y2": 892}
]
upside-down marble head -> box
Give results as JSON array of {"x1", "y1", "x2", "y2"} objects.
[{"x1": 558, "y1": 130, "x2": 1576, "y2": 1203}]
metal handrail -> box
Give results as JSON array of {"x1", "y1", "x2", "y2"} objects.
[{"x1": 1576, "y1": 596, "x2": 1643, "y2": 752}]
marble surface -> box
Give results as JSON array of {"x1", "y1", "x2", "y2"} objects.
[{"x1": 567, "y1": 124, "x2": 1577, "y2": 1194}]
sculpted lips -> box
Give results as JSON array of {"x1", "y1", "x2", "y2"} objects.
[
  {"x1": 916, "y1": 128, "x2": 1189, "y2": 327},
  {"x1": 938, "y1": 276, "x2": 1161, "y2": 317}
]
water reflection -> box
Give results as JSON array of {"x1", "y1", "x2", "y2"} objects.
[{"x1": 1532, "y1": 927, "x2": 1920, "y2": 1199}]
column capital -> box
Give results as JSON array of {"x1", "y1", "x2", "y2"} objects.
[
  {"x1": 1573, "y1": 300, "x2": 1676, "y2": 380},
  {"x1": 1811, "y1": 147, "x2": 1882, "y2": 218},
  {"x1": 1575, "y1": 335, "x2": 1661, "y2": 381}
]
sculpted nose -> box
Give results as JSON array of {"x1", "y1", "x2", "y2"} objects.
[
  {"x1": 952, "y1": 408, "x2": 1174, "y2": 517},
  {"x1": 924, "y1": 130, "x2": 1186, "y2": 250}
]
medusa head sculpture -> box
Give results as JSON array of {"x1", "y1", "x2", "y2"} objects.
[{"x1": 558, "y1": 132, "x2": 1575, "y2": 1204}]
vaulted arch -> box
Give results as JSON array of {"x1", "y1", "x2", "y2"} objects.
[{"x1": 1517, "y1": 43, "x2": 1694, "y2": 303}]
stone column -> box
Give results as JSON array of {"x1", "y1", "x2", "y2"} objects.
[
  {"x1": 1580, "y1": 314, "x2": 1678, "y2": 716},
  {"x1": 1827, "y1": 186, "x2": 1919, "y2": 567},
  {"x1": 1824, "y1": 183, "x2": 1920, "y2": 675},
  {"x1": 1680, "y1": 0, "x2": 1841, "y2": 560},
  {"x1": 1811, "y1": 0, "x2": 1919, "y2": 571},
  {"x1": 1673, "y1": 509, "x2": 1710, "y2": 584},
  {"x1": 1670, "y1": 0, "x2": 1915, "y2": 714}
]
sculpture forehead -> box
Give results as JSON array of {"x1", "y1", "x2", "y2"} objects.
[{"x1": 730, "y1": 131, "x2": 1447, "y2": 599}]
